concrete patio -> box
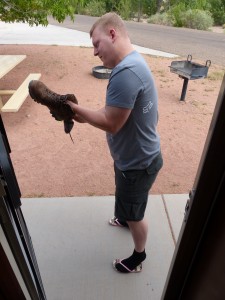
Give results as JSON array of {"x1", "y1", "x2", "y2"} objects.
[{"x1": 22, "y1": 194, "x2": 188, "y2": 300}]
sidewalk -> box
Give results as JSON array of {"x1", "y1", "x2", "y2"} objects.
[
  {"x1": 0, "y1": 21, "x2": 178, "y2": 58},
  {"x1": 22, "y1": 194, "x2": 188, "y2": 300}
]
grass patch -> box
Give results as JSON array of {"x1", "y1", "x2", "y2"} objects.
[{"x1": 207, "y1": 70, "x2": 225, "y2": 81}]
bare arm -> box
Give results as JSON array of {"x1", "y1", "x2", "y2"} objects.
[{"x1": 67, "y1": 101, "x2": 131, "y2": 134}]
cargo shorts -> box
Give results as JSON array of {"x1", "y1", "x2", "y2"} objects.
[{"x1": 114, "y1": 152, "x2": 163, "y2": 222}]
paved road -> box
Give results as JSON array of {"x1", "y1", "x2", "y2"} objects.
[{"x1": 49, "y1": 15, "x2": 225, "y2": 67}]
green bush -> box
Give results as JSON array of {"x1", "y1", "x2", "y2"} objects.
[
  {"x1": 117, "y1": 0, "x2": 132, "y2": 20},
  {"x1": 186, "y1": 0, "x2": 211, "y2": 10},
  {"x1": 83, "y1": 0, "x2": 106, "y2": 17},
  {"x1": 208, "y1": 0, "x2": 225, "y2": 25},
  {"x1": 181, "y1": 9, "x2": 214, "y2": 30},
  {"x1": 148, "y1": 13, "x2": 173, "y2": 26},
  {"x1": 167, "y1": 2, "x2": 186, "y2": 27},
  {"x1": 143, "y1": 0, "x2": 157, "y2": 17}
]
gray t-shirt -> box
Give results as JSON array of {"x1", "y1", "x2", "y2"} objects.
[{"x1": 106, "y1": 50, "x2": 160, "y2": 171}]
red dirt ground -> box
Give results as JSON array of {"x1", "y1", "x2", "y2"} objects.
[{"x1": 1, "y1": 44, "x2": 224, "y2": 197}]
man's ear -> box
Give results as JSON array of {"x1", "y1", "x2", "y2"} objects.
[{"x1": 109, "y1": 29, "x2": 116, "y2": 41}]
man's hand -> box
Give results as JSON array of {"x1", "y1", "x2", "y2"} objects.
[{"x1": 73, "y1": 114, "x2": 87, "y2": 123}]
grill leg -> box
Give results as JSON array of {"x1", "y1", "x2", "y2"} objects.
[{"x1": 180, "y1": 78, "x2": 189, "y2": 101}]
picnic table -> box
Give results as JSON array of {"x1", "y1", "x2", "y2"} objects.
[{"x1": 0, "y1": 55, "x2": 41, "y2": 112}]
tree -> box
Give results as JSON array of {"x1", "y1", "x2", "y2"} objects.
[
  {"x1": 208, "y1": 0, "x2": 225, "y2": 25},
  {"x1": 0, "y1": 0, "x2": 76, "y2": 26},
  {"x1": 157, "y1": 0, "x2": 163, "y2": 12}
]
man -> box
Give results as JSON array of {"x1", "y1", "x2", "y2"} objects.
[
  {"x1": 29, "y1": 12, "x2": 163, "y2": 273},
  {"x1": 68, "y1": 12, "x2": 163, "y2": 273}
]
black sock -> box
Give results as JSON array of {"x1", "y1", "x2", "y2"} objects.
[{"x1": 115, "y1": 249, "x2": 146, "y2": 273}]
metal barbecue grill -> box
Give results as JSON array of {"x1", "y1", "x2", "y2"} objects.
[{"x1": 169, "y1": 55, "x2": 211, "y2": 101}]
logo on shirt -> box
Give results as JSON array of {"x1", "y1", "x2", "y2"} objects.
[{"x1": 143, "y1": 101, "x2": 153, "y2": 113}]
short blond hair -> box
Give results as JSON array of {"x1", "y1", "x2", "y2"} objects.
[{"x1": 90, "y1": 12, "x2": 127, "y2": 37}]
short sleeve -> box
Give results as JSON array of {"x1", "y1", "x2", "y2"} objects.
[{"x1": 106, "y1": 68, "x2": 143, "y2": 109}]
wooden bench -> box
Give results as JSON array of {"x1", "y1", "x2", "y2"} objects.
[{"x1": 0, "y1": 73, "x2": 41, "y2": 112}]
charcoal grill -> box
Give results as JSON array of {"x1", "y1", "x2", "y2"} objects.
[{"x1": 169, "y1": 55, "x2": 211, "y2": 101}]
